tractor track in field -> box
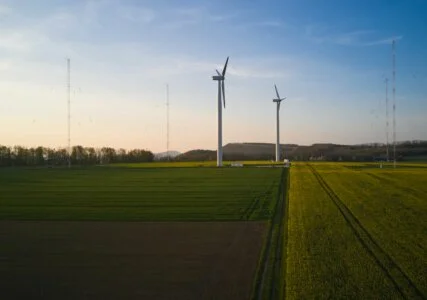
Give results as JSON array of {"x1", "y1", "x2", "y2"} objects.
[
  {"x1": 241, "y1": 196, "x2": 260, "y2": 220},
  {"x1": 241, "y1": 181, "x2": 275, "y2": 220},
  {"x1": 254, "y1": 169, "x2": 289, "y2": 300},
  {"x1": 307, "y1": 163, "x2": 425, "y2": 300}
]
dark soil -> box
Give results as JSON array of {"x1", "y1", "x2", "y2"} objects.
[{"x1": 0, "y1": 221, "x2": 266, "y2": 300}]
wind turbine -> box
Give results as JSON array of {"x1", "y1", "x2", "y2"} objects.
[
  {"x1": 273, "y1": 84, "x2": 286, "y2": 162},
  {"x1": 212, "y1": 57, "x2": 229, "y2": 167}
]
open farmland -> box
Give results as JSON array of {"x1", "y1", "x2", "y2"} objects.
[
  {"x1": 0, "y1": 165, "x2": 285, "y2": 299},
  {"x1": 287, "y1": 162, "x2": 427, "y2": 299},
  {"x1": 3, "y1": 162, "x2": 425, "y2": 299},
  {"x1": 0, "y1": 166, "x2": 282, "y2": 221}
]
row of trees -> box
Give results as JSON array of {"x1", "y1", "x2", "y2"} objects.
[{"x1": 0, "y1": 145, "x2": 154, "y2": 167}]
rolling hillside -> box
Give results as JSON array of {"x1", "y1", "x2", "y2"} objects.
[{"x1": 175, "y1": 141, "x2": 427, "y2": 162}]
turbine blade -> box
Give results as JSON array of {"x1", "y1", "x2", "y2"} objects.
[
  {"x1": 222, "y1": 56, "x2": 229, "y2": 77},
  {"x1": 274, "y1": 84, "x2": 280, "y2": 99},
  {"x1": 222, "y1": 81, "x2": 225, "y2": 108},
  {"x1": 281, "y1": 97, "x2": 286, "y2": 101},
  {"x1": 216, "y1": 69, "x2": 221, "y2": 76}
]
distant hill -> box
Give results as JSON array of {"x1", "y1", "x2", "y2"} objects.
[
  {"x1": 174, "y1": 141, "x2": 427, "y2": 162},
  {"x1": 154, "y1": 151, "x2": 181, "y2": 160},
  {"x1": 175, "y1": 150, "x2": 216, "y2": 161},
  {"x1": 223, "y1": 143, "x2": 298, "y2": 160}
]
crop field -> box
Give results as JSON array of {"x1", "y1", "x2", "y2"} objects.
[
  {"x1": 2, "y1": 161, "x2": 426, "y2": 299},
  {"x1": 0, "y1": 165, "x2": 285, "y2": 299},
  {"x1": 287, "y1": 162, "x2": 427, "y2": 299},
  {"x1": 0, "y1": 166, "x2": 282, "y2": 221}
]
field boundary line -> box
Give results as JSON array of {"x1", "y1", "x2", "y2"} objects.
[
  {"x1": 307, "y1": 163, "x2": 425, "y2": 300},
  {"x1": 279, "y1": 168, "x2": 290, "y2": 299},
  {"x1": 253, "y1": 169, "x2": 288, "y2": 300}
]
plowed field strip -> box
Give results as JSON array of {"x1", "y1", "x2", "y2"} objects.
[
  {"x1": 0, "y1": 221, "x2": 266, "y2": 300},
  {"x1": 307, "y1": 164, "x2": 425, "y2": 300}
]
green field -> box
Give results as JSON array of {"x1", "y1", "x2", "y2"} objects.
[
  {"x1": 0, "y1": 166, "x2": 282, "y2": 221},
  {"x1": 1, "y1": 165, "x2": 286, "y2": 299},
  {"x1": 1, "y1": 162, "x2": 426, "y2": 299},
  {"x1": 287, "y1": 162, "x2": 427, "y2": 299}
]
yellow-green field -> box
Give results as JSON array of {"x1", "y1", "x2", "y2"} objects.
[{"x1": 287, "y1": 162, "x2": 427, "y2": 299}]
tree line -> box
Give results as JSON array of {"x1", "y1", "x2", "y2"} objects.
[{"x1": 0, "y1": 145, "x2": 154, "y2": 167}]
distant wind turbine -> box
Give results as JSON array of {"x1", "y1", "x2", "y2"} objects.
[
  {"x1": 273, "y1": 84, "x2": 286, "y2": 162},
  {"x1": 212, "y1": 57, "x2": 229, "y2": 167}
]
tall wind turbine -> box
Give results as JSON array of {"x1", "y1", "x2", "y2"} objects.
[
  {"x1": 273, "y1": 84, "x2": 286, "y2": 162},
  {"x1": 212, "y1": 57, "x2": 229, "y2": 167}
]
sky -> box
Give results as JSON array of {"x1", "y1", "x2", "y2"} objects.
[{"x1": 0, "y1": 0, "x2": 426, "y2": 153}]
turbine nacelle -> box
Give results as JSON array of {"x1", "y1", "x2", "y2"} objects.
[
  {"x1": 212, "y1": 57, "x2": 229, "y2": 109},
  {"x1": 273, "y1": 84, "x2": 286, "y2": 110}
]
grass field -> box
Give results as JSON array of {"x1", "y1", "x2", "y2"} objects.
[
  {"x1": 0, "y1": 166, "x2": 282, "y2": 221},
  {"x1": 287, "y1": 162, "x2": 427, "y2": 299}
]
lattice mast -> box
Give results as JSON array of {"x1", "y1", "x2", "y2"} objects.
[
  {"x1": 67, "y1": 58, "x2": 71, "y2": 168},
  {"x1": 385, "y1": 78, "x2": 389, "y2": 161},
  {"x1": 392, "y1": 40, "x2": 396, "y2": 168},
  {"x1": 166, "y1": 84, "x2": 170, "y2": 160}
]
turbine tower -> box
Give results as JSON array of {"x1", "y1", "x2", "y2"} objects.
[
  {"x1": 273, "y1": 84, "x2": 286, "y2": 162},
  {"x1": 212, "y1": 57, "x2": 229, "y2": 167}
]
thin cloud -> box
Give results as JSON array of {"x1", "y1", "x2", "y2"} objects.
[
  {"x1": 118, "y1": 6, "x2": 155, "y2": 23},
  {"x1": 161, "y1": 19, "x2": 198, "y2": 29},
  {"x1": 209, "y1": 12, "x2": 240, "y2": 22},
  {"x1": 164, "y1": 6, "x2": 240, "y2": 28},
  {"x1": 227, "y1": 66, "x2": 288, "y2": 79},
  {"x1": 81, "y1": 1, "x2": 157, "y2": 27},
  {"x1": 363, "y1": 36, "x2": 403, "y2": 46},
  {"x1": 237, "y1": 20, "x2": 286, "y2": 30},
  {"x1": 306, "y1": 27, "x2": 402, "y2": 47},
  {"x1": 140, "y1": 56, "x2": 291, "y2": 80},
  {"x1": 258, "y1": 21, "x2": 285, "y2": 27},
  {"x1": 0, "y1": 29, "x2": 49, "y2": 52},
  {"x1": 0, "y1": 4, "x2": 11, "y2": 16}
]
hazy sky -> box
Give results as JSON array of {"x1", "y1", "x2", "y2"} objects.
[{"x1": 0, "y1": 0, "x2": 426, "y2": 152}]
